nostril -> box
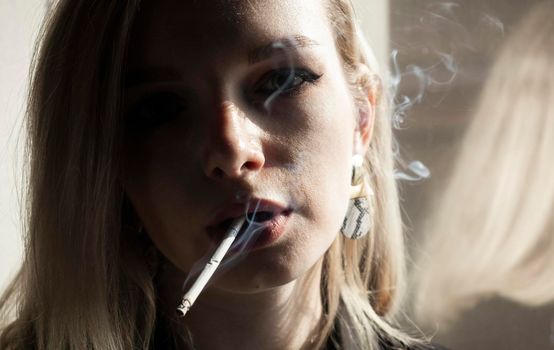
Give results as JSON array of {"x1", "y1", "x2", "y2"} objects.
[
  {"x1": 212, "y1": 167, "x2": 224, "y2": 179},
  {"x1": 242, "y1": 160, "x2": 262, "y2": 171},
  {"x1": 203, "y1": 137, "x2": 265, "y2": 180}
]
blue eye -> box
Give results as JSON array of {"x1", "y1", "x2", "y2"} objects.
[
  {"x1": 127, "y1": 92, "x2": 185, "y2": 131},
  {"x1": 255, "y1": 68, "x2": 322, "y2": 96}
]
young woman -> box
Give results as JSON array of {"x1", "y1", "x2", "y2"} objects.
[
  {"x1": 412, "y1": 1, "x2": 554, "y2": 348},
  {"x1": 0, "y1": 0, "x2": 440, "y2": 349}
]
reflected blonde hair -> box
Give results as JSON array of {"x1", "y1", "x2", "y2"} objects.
[
  {"x1": 0, "y1": 0, "x2": 413, "y2": 349},
  {"x1": 413, "y1": 1, "x2": 554, "y2": 327}
]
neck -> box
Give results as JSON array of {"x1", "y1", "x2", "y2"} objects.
[{"x1": 157, "y1": 261, "x2": 324, "y2": 350}]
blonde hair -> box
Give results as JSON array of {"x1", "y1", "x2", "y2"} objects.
[
  {"x1": 413, "y1": 0, "x2": 554, "y2": 327},
  {"x1": 0, "y1": 0, "x2": 414, "y2": 349}
]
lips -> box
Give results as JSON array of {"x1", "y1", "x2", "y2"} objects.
[
  {"x1": 206, "y1": 198, "x2": 293, "y2": 246},
  {"x1": 208, "y1": 198, "x2": 290, "y2": 229}
]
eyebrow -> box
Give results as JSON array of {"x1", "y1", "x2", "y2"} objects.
[
  {"x1": 125, "y1": 35, "x2": 320, "y2": 88},
  {"x1": 247, "y1": 35, "x2": 320, "y2": 65}
]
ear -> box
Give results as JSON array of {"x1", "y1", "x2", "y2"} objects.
[
  {"x1": 354, "y1": 102, "x2": 374, "y2": 156},
  {"x1": 353, "y1": 64, "x2": 379, "y2": 156}
]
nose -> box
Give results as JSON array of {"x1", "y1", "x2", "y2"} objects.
[{"x1": 202, "y1": 101, "x2": 265, "y2": 180}]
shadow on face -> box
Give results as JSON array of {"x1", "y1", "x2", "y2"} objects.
[{"x1": 121, "y1": 0, "x2": 362, "y2": 293}]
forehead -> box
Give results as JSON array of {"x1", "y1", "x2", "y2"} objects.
[{"x1": 128, "y1": 0, "x2": 334, "y2": 68}]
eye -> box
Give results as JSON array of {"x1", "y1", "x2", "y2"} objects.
[
  {"x1": 255, "y1": 68, "x2": 322, "y2": 97},
  {"x1": 126, "y1": 92, "x2": 186, "y2": 131}
]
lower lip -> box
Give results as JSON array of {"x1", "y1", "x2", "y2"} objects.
[{"x1": 208, "y1": 210, "x2": 292, "y2": 252}]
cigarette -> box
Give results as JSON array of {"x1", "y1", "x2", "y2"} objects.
[{"x1": 177, "y1": 216, "x2": 246, "y2": 317}]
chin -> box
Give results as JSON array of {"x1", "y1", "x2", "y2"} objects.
[
  {"x1": 210, "y1": 258, "x2": 299, "y2": 293},
  {"x1": 210, "y1": 240, "x2": 327, "y2": 294}
]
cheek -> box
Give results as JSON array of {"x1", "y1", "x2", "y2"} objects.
[
  {"x1": 122, "y1": 133, "x2": 202, "y2": 211},
  {"x1": 121, "y1": 141, "x2": 209, "y2": 271},
  {"x1": 286, "y1": 90, "x2": 356, "y2": 248},
  {"x1": 303, "y1": 148, "x2": 351, "y2": 240}
]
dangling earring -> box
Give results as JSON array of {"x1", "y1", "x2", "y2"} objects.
[{"x1": 341, "y1": 154, "x2": 373, "y2": 239}]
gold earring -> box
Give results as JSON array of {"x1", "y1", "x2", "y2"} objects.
[{"x1": 340, "y1": 155, "x2": 373, "y2": 239}]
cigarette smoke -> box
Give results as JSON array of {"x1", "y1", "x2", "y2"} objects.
[
  {"x1": 181, "y1": 199, "x2": 266, "y2": 290},
  {"x1": 182, "y1": 2, "x2": 507, "y2": 288},
  {"x1": 389, "y1": 1, "x2": 504, "y2": 181}
]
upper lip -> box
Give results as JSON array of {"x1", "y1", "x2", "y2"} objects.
[{"x1": 208, "y1": 198, "x2": 290, "y2": 228}]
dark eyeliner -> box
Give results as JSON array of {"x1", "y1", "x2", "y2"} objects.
[{"x1": 254, "y1": 68, "x2": 323, "y2": 97}]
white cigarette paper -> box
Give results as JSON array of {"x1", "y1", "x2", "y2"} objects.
[{"x1": 177, "y1": 216, "x2": 246, "y2": 317}]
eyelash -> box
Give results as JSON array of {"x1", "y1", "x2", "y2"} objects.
[
  {"x1": 125, "y1": 68, "x2": 323, "y2": 131},
  {"x1": 254, "y1": 68, "x2": 323, "y2": 97}
]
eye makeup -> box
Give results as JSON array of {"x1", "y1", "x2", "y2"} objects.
[{"x1": 253, "y1": 67, "x2": 323, "y2": 97}]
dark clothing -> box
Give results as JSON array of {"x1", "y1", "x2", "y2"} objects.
[
  {"x1": 379, "y1": 342, "x2": 449, "y2": 350},
  {"x1": 152, "y1": 311, "x2": 449, "y2": 350},
  {"x1": 322, "y1": 325, "x2": 449, "y2": 350},
  {"x1": 380, "y1": 341, "x2": 448, "y2": 350}
]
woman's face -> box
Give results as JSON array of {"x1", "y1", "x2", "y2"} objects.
[{"x1": 122, "y1": 0, "x2": 370, "y2": 292}]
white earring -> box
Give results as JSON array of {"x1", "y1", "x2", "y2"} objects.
[{"x1": 340, "y1": 155, "x2": 373, "y2": 240}]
